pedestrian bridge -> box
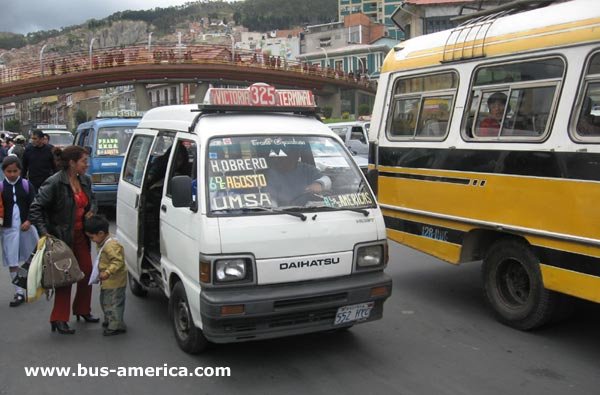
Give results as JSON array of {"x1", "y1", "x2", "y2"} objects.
[{"x1": 0, "y1": 44, "x2": 375, "y2": 110}]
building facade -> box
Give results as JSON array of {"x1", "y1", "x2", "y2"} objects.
[{"x1": 339, "y1": 0, "x2": 404, "y2": 40}]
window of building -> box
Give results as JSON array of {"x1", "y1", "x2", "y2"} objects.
[
  {"x1": 387, "y1": 71, "x2": 458, "y2": 140},
  {"x1": 424, "y1": 16, "x2": 457, "y2": 35},
  {"x1": 573, "y1": 52, "x2": 600, "y2": 140},
  {"x1": 464, "y1": 57, "x2": 565, "y2": 141},
  {"x1": 170, "y1": 87, "x2": 177, "y2": 105},
  {"x1": 319, "y1": 37, "x2": 332, "y2": 47}
]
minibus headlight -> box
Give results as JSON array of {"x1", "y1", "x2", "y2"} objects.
[
  {"x1": 91, "y1": 173, "x2": 118, "y2": 184},
  {"x1": 356, "y1": 245, "x2": 384, "y2": 268},
  {"x1": 215, "y1": 259, "x2": 247, "y2": 282}
]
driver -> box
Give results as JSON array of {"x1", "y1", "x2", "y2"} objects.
[{"x1": 265, "y1": 145, "x2": 331, "y2": 206}]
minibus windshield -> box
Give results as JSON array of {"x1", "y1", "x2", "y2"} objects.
[
  {"x1": 46, "y1": 132, "x2": 73, "y2": 147},
  {"x1": 96, "y1": 126, "x2": 135, "y2": 156},
  {"x1": 207, "y1": 135, "x2": 375, "y2": 214}
]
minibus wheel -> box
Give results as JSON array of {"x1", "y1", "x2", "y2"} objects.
[
  {"x1": 482, "y1": 239, "x2": 557, "y2": 330},
  {"x1": 128, "y1": 272, "x2": 148, "y2": 297},
  {"x1": 169, "y1": 282, "x2": 208, "y2": 354}
]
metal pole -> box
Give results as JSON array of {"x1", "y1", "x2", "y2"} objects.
[
  {"x1": 318, "y1": 47, "x2": 328, "y2": 69},
  {"x1": 231, "y1": 34, "x2": 235, "y2": 62},
  {"x1": 356, "y1": 57, "x2": 365, "y2": 74},
  {"x1": 177, "y1": 32, "x2": 182, "y2": 60},
  {"x1": 89, "y1": 38, "x2": 96, "y2": 70},
  {"x1": 148, "y1": 32, "x2": 153, "y2": 60},
  {"x1": 40, "y1": 44, "x2": 48, "y2": 77}
]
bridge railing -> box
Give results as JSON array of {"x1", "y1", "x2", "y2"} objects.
[{"x1": 0, "y1": 43, "x2": 376, "y2": 90}]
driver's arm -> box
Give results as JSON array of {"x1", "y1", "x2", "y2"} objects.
[{"x1": 304, "y1": 166, "x2": 331, "y2": 193}]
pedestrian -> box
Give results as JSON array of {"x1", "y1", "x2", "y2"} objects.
[
  {"x1": 8, "y1": 135, "x2": 26, "y2": 161},
  {"x1": 29, "y1": 146, "x2": 98, "y2": 335},
  {"x1": 85, "y1": 215, "x2": 127, "y2": 336},
  {"x1": 1, "y1": 156, "x2": 38, "y2": 307},
  {"x1": 22, "y1": 130, "x2": 57, "y2": 192}
]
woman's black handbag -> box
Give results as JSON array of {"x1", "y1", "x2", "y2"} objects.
[{"x1": 11, "y1": 251, "x2": 35, "y2": 289}]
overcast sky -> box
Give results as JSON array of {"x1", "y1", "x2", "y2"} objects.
[{"x1": 1, "y1": 0, "x2": 215, "y2": 34}]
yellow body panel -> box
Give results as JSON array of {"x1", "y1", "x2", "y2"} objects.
[
  {"x1": 541, "y1": 264, "x2": 600, "y2": 303},
  {"x1": 386, "y1": 228, "x2": 461, "y2": 264},
  {"x1": 378, "y1": 167, "x2": 600, "y2": 246}
]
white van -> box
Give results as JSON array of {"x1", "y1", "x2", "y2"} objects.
[{"x1": 117, "y1": 84, "x2": 391, "y2": 353}]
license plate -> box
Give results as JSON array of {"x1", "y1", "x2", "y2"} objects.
[{"x1": 334, "y1": 302, "x2": 374, "y2": 325}]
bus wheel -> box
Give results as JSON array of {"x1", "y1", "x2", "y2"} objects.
[
  {"x1": 482, "y1": 239, "x2": 557, "y2": 330},
  {"x1": 128, "y1": 272, "x2": 148, "y2": 297},
  {"x1": 169, "y1": 282, "x2": 208, "y2": 354}
]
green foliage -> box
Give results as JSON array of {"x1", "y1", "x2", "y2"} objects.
[
  {"x1": 238, "y1": 0, "x2": 338, "y2": 31},
  {"x1": 0, "y1": 33, "x2": 26, "y2": 50},
  {"x1": 75, "y1": 109, "x2": 90, "y2": 126},
  {"x1": 1, "y1": 0, "x2": 336, "y2": 51},
  {"x1": 358, "y1": 104, "x2": 371, "y2": 116},
  {"x1": 321, "y1": 106, "x2": 333, "y2": 119},
  {"x1": 4, "y1": 119, "x2": 21, "y2": 133},
  {"x1": 341, "y1": 112, "x2": 351, "y2": 120}
]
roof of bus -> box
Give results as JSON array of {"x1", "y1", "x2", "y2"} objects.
[
  {"x1": 382, "y1": 0, "x2": 600, "y2": 73},
  {"x1": 137, "y1": 104, "x2": 333, "y2": 139},
  {"x1": 76, "y1": 118, "x2": 140, "y2": 130}
]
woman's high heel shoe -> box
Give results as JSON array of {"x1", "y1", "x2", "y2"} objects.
[
  {"x1": 51, "y1": 321, "x2": 75, "y2": 335},
  {"x1": 75, "y1": 314, "x2": 100, "y2": 323}
]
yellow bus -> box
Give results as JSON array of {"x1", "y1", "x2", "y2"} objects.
[{"x1": 369, "y1": 0, "x2": 600, "y2": 329}]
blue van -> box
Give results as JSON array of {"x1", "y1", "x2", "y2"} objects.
[{"x1": 74, "y1": 116, "x2": 140, "y2": 206}]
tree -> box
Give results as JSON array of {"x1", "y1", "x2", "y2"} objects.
[
  {"x1": 75, "y1": 109, "x2": 89, "y2": 126},
  {"x1": 321, "y1": 106, "x2": 333, "y2": 119},
  {"x1": 358, "y1": 104, "x2": 371, "y2": 116},
  {"x1": 4, "y1": 119, "x2": 21, "y2": 133}
]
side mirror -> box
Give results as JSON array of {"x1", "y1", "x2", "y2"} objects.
[{"x1": 171, "y1": 175, "x2": 193, "y2": 209}]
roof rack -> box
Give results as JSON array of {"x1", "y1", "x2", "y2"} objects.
[
  {"x1": 442, "y1": 0, "x2": 557, "y2": 63},
  {"x1": 187, "y1": 105, "x2": 319, "y2": 134}
]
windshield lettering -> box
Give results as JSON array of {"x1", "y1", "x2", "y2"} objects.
[
  {"x1": 210, "y1": 158, "x2": 268, "y2": 172},
  {"x1": 324, "y1": 193, "x2": 373, "y2": 208},
  {"x1": 211, "y1": 193, "x2": 273, "y2": 210}
]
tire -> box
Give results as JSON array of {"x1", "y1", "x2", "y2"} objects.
[
  {"x1": 169, "y1": 282, "x2": 208, "y2": 354},
  {"x1": 482, "y1": 238, "x2": 560, "y2": 330},
  {"x1": 128, "y1": 272, "x2": 148, "y2": 297}
]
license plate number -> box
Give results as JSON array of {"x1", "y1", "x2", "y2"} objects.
[{"x1": 334, "y1": 302, "x2": 374, "y2": 325}]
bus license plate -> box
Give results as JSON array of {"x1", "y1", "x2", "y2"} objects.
[{"x1": 334, "y1": 302, "x2": 374, "y2": 325}]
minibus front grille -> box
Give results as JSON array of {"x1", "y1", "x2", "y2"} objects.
[
  {"x1": 222, "y1": 308, "x2": 338, "y2": 334},
  {"x1": 267, "y1": 308, "x2": 337, "y2": 328},
  {"x1": 274, "y1": 292, "x2": 348, "y2": 310}
]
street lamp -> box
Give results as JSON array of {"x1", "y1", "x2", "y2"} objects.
[
  {"x1": 356, "y1": 57, "x2": 365, "y2": 74},
  {"x1": 148, "y1": 32, "x2": 154, "y2": 61},
  {"x1": 317, "y1": 47, "x2": 328, "y2": 69},
  {"x1": 40, "y1": 44, "x2": 48, "y2": 76},
  {"x1": 89, "y1": 37, "x2": 96, "y2": 70}
]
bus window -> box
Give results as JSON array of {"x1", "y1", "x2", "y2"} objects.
[
  {"x1": 574, "y1": 52, "x2": 600, "y2": 139},
  {"x1": 387, "y1": 71, "x2": 457, "y2": 140},
  {"x1": 465, "y1": 57, "x2": 565, "y2": 141}
]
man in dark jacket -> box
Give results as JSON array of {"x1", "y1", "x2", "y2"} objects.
[{"x1": 22, "y1": 130, "x2": 57, "y2": 191}]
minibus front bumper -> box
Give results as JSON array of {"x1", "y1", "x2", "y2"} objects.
[{"x1": 199, "y1": 271, "x2": 392, "y2": 343}]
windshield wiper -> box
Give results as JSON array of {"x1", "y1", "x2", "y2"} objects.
[
  {"x1": 237, "y1": 206, "x2": 307, "y2": 221},
  {"x1": 304, "y1": 205, "x2": 370, "y2": 217}
]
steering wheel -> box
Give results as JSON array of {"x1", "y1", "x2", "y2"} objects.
[{"x1": 288, "y1": 191, "x2": 321, "y2": 206}]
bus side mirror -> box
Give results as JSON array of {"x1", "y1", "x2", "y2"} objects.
[{"x1": 171, "y1": 175, "x2": 193, "y2": 208}]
